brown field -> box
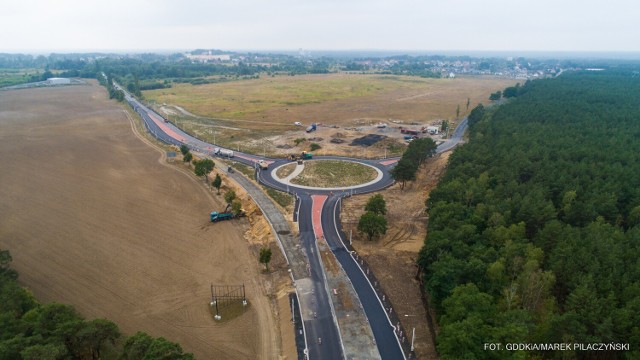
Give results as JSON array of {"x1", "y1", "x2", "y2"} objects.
[
  {"x1": 0, "y1": 83, "x2": 282, "y2": 359},
  {"x1": 144, "y1": 74, "x2": 517, "y2": 156}
]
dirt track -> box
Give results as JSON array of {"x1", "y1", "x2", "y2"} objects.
[{"x1": 0, "y1": 83, "x2": 279, "y2": 359}]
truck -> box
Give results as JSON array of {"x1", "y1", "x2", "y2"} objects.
[
  {"x1": 306, "y1": 123, "x2": 317, "y2": 133},
  {"x1": 211, "y1": 204, "x2": 245, "y2": 222},
  {"x1": 258, "y1": 160, "x2": 268, "y2": 170},
  {"x1": 218, "y1": 149, "x2": 234, "y2": 158},
  {"x1": 400, "y1": 127, "x2": 419, "y2": 136},
  {"x1": 426, "y1": 126, "x2": 440, "y2": 135},
  {"x1": 210, "y1": 211, "x2": 234, "y2": 222},
  {"x1": 288, "y1": 151, "x2": 313, "y2": 162}
]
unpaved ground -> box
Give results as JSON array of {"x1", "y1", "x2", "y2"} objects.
[
  {"x1": 341, "y1": 152, "x2": 452, "y2": 359},
  {"x1": 147, "y1": 74, "x2": 516, "y2": 157},
  {"x1": 0, "y1": 83, "x2": 283, "y2": 359}
]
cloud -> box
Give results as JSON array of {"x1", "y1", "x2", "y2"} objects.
[{"x1": 1, "y1": 0, "x2": 638, "y2": 52}]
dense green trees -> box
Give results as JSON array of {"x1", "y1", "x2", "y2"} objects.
[
  {"x1": 0, "y1": 249, "x2": 193, "y2": 359},
  {"x1": 419, "y1": 71, "x2": 640, "y2": 359},
  {"x1": 193, "y1": 159, "x2": 215, "y2": 181},
  {"x1": 391, "y1": 138, "x2": 437, "y2": 189},
  {"x1": 390, "y1": 158, "x2": 417, "y2": 189},
  {"x1": 502, "y1": 83, "x2": 520, "y2": 98},
  {"x1": 357, "y1": 211, "x2": 388, "y2": 241},
  {"x1": 365, "y1": 194, "x2": 387, "y2": 215},
  {"x1": 121, "y1": 332, "x2": 194, "y2": 360}
]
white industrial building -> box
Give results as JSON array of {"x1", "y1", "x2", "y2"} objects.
[{"x1": 46, "y1": 77, "x2": 71, "y2": 85}]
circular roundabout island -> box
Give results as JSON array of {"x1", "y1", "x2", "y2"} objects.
[{"x1": 272, "y1": 159, "x2": 383, "y2": 190}]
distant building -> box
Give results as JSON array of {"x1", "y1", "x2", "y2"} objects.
[
  {"x1": 448, "y1": 72, "x2": 456, "y2": 78},
  {"x1": 46, "y1": 77, "x2": 71, "y2": 85},
  {"x1": 186, "y1": 54, "x2": 231, "y2": 62}
]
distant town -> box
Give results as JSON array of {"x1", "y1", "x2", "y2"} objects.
[{"x1": 2, "y1": 49, "x2": 636, "y2": 90}]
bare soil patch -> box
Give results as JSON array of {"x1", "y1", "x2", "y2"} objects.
[
  {"x1": 143, "y1": 74, "x2": 517, "y2": 157},
  {"x1": 341, "y1": 152, "x2": 452, "y2": 359},
  {"x1": 0, "y1": 83, "x2": 283, "y2": 359}
]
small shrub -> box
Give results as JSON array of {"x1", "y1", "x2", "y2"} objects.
[{"x1": 310, "y1": 143, "x2": 322, "y2": 151}]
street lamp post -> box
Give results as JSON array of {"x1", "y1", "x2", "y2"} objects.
[
  {"x1": 404, "y1": 315, "x2": 417, "y2": 353},
  {"x1": 411, "y1": 327, "x2": 415, "y2": 352}
]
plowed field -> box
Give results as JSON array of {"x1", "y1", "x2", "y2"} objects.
[{"x1": 0, "y1": 82, "x2": 279, "y2": 359}]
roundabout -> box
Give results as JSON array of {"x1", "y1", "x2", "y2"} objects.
[
  {"x1": 258, "y1": 156, "x2": 397, "y2": 196},
  {"x1": 270, "y1": 159, "x2": 384, "y2": 191},
  {"x1": 122, "y1": 83, "x2": 467, "y2": 360}
]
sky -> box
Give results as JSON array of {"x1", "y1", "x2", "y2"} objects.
[{"x1": 1, "y1": 0, "x2": 639, "y2": 53}]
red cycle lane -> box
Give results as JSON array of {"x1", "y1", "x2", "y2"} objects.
[
  {"x1": 311, "y1": 195, "x2": 328, "y2": 239},
  {"x1": 379, "y1": 159, "x2": 399, "y2": 166},
  {"x1": 144, "y1": 106, "x2": 187, "y2": 142}
]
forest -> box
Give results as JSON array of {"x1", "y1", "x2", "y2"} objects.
[
  {"x1": 0, "y1": 249, "x2": 194, "y2": 359},
  {"x1": 418, "y1": 71, "x2": 640, "y2": 359}
]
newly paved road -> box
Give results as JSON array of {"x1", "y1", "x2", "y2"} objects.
[{"x1": 118, "y1": 82, "x2": 468, "y2": 359}]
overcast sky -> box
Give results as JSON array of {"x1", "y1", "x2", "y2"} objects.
[{"x1": 1, "y1": 0, "x2": 638, "y2": 53}]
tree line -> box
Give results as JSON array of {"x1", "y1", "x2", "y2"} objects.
[
  {"x1": 391, "y1": 138, "x2": 438, "y2": 189},
  {"x1": 418, "y1": 71, "x2": 640, "y2": 359},
  {"x1": 0, "y1": 249, "x2": 194, "y2": 359}
]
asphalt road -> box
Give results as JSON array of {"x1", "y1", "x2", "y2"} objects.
[
  {"x1": 298, "y1": 193, "x2": 344, "y2": 359},
  {"x1": 322, "y1": 195, "x2": 406, "y2": 359},
  {"x1": 120, "y1": 89, "x2": 348, "y2": 359},
  {"x1": 117, "y1": 82, "x2": 468, "y2": 359}
]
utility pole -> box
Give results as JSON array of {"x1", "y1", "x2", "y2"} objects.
[{"x1": 349, "y1": 229, "x2": 352, "y2": 246}]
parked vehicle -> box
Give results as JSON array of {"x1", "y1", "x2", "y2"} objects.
[
  {"x1": 306, "y1": 123, "x2": 317, "y2": 133},
  {"x1": 400, "y1": 127, "x2": 419, "y2": 136},
  {"x1": 425, "y1": 126, "x2": 440, "y2": 135},
  {"x1": 294, "y1": 121, "x2": 302, "y2": 126},
  {"x1": 210, "y1": 211, "x2": 234, "y2": 222}
]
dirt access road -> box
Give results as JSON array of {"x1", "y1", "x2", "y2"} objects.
[{"x1": 0, "y1": 83, "x2": 280, "y2": 359}]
